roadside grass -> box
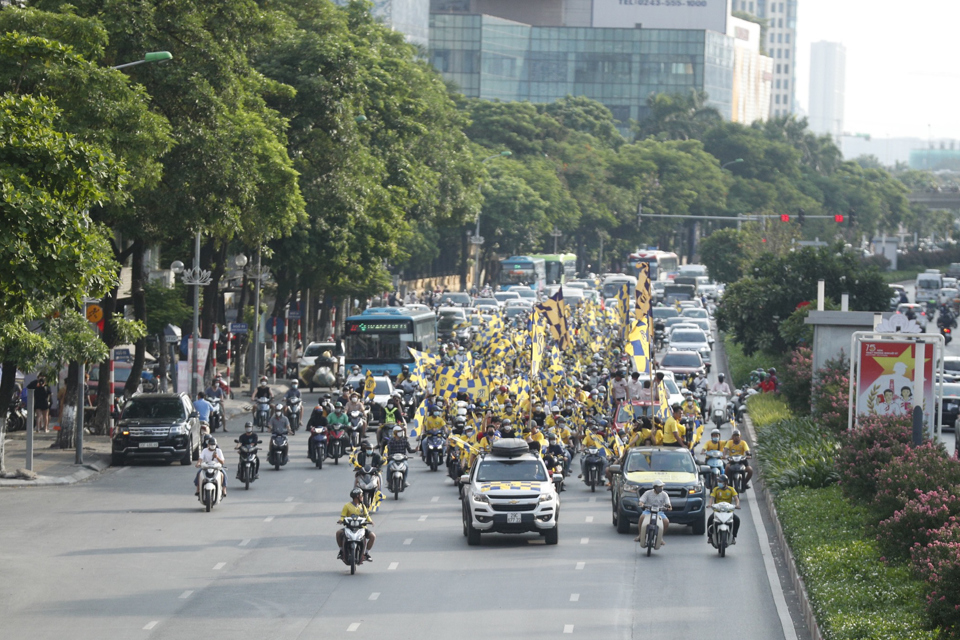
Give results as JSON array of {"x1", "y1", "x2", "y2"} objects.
[
  {"x1": 883, "y1": 263, "x2": 953, "y2": 284},
  {"x1": 723, "y1": 334, "x2": 781, "y2": 387}
]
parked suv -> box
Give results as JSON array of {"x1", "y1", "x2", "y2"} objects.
[
  {"x1": 461, "y1": 439, "x2": 561, "y2": 545},
  {"x1": 609, "y1": 446, "x2": 707, "y2": 535},
  {"x1": 112, "y1": 393, "x2": 201, "y2": 466}
]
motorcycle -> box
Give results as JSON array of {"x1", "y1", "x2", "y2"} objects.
[
  {"x1": 326, "y1": 423, "x2": 346, "y2": 465},
  {"x1": 339, "y1": 515, "x2": 372, "y2": 575},
  {"x1": 209, "y1": 396, "x2": 222, "y2": 433},
  {"x1": 386, "y1": 453, "x2": 408, "y2": 500},
  {"x1": 709, "y1": 394, "x2": 728, "y2": 428},
  {"x1": 422, "y1": 429, "x2": 445, "y2": 472},
  {"x1": 942, "y1": 326, "x2": 953, "y2": 346},
  {"x1": 254, "y1": 398, "x2": 271, "y2": 432},
  {"x1": 726, "y1": 454, "x2": 749, "y2": 493},
  {"x1": 355, "y1": 465, "x2": 381, "y2": 508},
  {"x1": 235, "y1": 439, "x2": 261, "y2": 489},
  {"x1": 701, "y1": 449, "x2": 724, "y2": 490},
  {"x1": 346, "y1": 410, "x2": 366, "y2": 449},
  {"x1": 639, "y1": 505, "x2": 666, "y2": 556},
  {"x1": 709, "y1": 502, "x2": 737, "y2": 557},
  {"x1": 198, "y1": 461, "x2": 225, "y2": 512},
  {"x1": 311, "y1": 364, "x2": 337, "y2": 391},
  {"x1": 286, "y1": 396, "x2": 302, "y2": 434},
  {"x1": 267, "y1": 433, "x2": 289, "y2": 470},
  {"x1": 309, "y1": 425, "x2": 328, "y2": 469},
  {"x1": 581, "y1": 447, "x2": 604, "y2": 492},
  {"x1": 5, "y1": 397, "x2": 26, "y2": 432}
]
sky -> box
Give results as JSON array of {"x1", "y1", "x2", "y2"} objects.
[{"x1": 796, "y1": 0, "x2": 960, "y2": 141}]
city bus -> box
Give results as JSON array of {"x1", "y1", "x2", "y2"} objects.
[
  {"x1": 530, "y1": 253, "x2": 578, "y2": 286},
  {"x1": 343, "y1": 307, "x2": 438, "y2": 378},
  {"x1": 625, "y1": 250, "x2": 680, "y2": 281},
  {"x1": 498, "y1": 256, "x2": 547, "y2": 292}
]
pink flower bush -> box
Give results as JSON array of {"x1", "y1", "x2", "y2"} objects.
[
  {"x1": 911, "y1": 522, "x2": 960, "y2": 637},
  {"x1": 780, "y1": 346, "x2": 813, "y2": 415},
  {"x1": 871, "y1": 442, "x2": 960, "y2": 522},
  {"x1": 837, "y1": 414, "x2": 913, "y2": 502},
  {"x1": 811, "y1": 354, "x2": 850, "y2": 435},
  {"x1": 877, "y1": 489, "x2": 960, "y2": 561}
]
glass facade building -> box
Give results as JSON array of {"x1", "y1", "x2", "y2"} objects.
[
  {"x1": 430, "y1": 14, "x2": 735, "y2": 124},
  {"x1": 335, "y1": 0, "x2": 430, "y2": 48}
]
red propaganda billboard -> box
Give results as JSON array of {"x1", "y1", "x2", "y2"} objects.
[{"x1": 856, "y1": 341, "x2": 934, "y2": 426}]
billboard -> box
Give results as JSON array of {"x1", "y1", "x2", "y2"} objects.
[
  {"x1": 592, "y1": 0, "x2": 730, "y2": 32},
  {"x1": 856, "y1": 341, "x2": 934, "y2": 428}
]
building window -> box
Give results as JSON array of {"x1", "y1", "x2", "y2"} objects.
[
  {"x1": 778, "y1": 18, "x2": 783, "y2": 27},
  {"x1": 776, "y1": 64, "x2": 781, "y2": 73},
  {"x1": 784, "y1": 64, "x2": 789, "y2": 74},
  {"x1": 785, "y1": 33, "x2": 790, "y2": 43},
  {"x1": 784, "y1": 48, "x2": 790, "y2": 59},
  {"x1": 775, "y1": 95, "x2": 780, "y2": 104},
  {"x1": 777, "y1": 33, "x2": 782, "y2": 43},
  {"x1": 776, "y1": 49, "x2": 781, "y2": 58},
  {"x1": 783, "y1": 79, "x2": 788, "y2": 89},
  {"x1": 749, "y1": 1, "x2": 754, "y2": 11},
  {"x1": 775, "y1": 79, "x2": 780, "y2": 88}
]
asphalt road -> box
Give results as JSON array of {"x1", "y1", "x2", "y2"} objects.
[{"x1": 0, "y1": 389, "x2": 792, "y2": 639}]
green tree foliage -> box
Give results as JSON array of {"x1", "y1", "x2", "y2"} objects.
[
  {"x1": 633, "y1": 90, "x2": 722, "y2": 141},
  {"x1": 699, "y1": 228, "x2": 749, "y2": 284}
]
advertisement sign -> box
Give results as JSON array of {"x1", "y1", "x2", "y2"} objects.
[
  {"x1": 856, "y1": 341, "x2": 934, "y2": 428},
  {"x1": 592, "y1": 0, "x2": 729, "y2": 32}
]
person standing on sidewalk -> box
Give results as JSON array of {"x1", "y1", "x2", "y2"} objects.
[{"x1": 27, "y1": 375, "x2": 52, "y2": 433}]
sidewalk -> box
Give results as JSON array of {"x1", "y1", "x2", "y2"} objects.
[{"x1": 0, "y1": 385, "x2": 272, "y2": 488}]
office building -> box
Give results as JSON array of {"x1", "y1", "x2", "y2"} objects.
[
  {"x1": 808, "y1": 41, "x2": 845, "y2": 139},
  {"x1": 731, "y1": 0, "x2": 796, "y2": 117},
  {"x1": 728, "y1": 17, "x2": 773, "y2": 124},
  {"x1": 336, "y1": 0, "x2": 430, "y2": 47}
]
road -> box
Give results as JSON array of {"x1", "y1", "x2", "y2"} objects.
[{"x1": 0, "y1": 384, "x2": 794, "y2": 640}]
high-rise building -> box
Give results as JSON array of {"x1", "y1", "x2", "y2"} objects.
[
  {"x1": 731, "y1": 0, "x2": 796, "y2": 117},
  {"x1": 808, "y1": 41, "x2": 846, "y2": 139},
  {"x1": 728, "y1": 17, "x2": 773, "y2": 124},
  {"x1": 335, "y1": 0, "x2": 431, "y2": 48}
]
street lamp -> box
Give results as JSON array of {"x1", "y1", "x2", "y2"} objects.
[
  {"x1": 111, "y1": 51, "x2": 173, "y2": 70},
  {"x1": 171, "y1": 232, "x2": 211, "y2": 398},
  {"x1": 472, "y1": 151, "x2": 513, "y2": 290},
  {"x1": 721, "y1": 158, "x2": 744, "y2": 170}
]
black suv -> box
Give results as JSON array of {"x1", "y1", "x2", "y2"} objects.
[
  {"x1": 112, "y1": 393, "x2": 201, "y2": 465},
  {"x1": 609, "y1": 446, "x2": 707, "y2": 535}
]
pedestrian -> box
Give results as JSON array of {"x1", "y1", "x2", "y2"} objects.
[{"x1": 27, "y1": 374, "x2": 52, "y2": 432}]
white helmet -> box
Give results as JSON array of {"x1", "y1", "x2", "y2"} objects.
[{"x1": 652, "y1": 479, "x2": 665, "y2": 487}]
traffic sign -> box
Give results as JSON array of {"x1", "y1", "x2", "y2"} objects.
[
  {"x1": 85, "y1": 304, "x2": 103, "y2": 324},
  {"x1": 113, "y1": 348, "x2": 131, "y2": 362},
  {"x1": 229, "y1": 323, "x2": 248, "y2": 334},
  {"x1": 288, "y1": 310, "x2": 301, "y2": 320}
]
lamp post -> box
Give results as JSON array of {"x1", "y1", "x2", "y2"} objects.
[
  {"x1": 111, "y1": 51, "x2": 173, "y2": 70},
  {"x1": 721, "y1": 158, "x2": 744, "y2": 170},
  {"x1": 472, "y1": 151, "x2": 513, "y2": 290},
  {"x1": 235, "y1": 250, "x2": 265, "y2": 397},
  {"x1": 171, "y1": 232, "x2": 212, "y2": 398}
]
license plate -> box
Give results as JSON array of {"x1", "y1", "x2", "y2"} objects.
[
  {"x1": 138, "y1": 442, "x2": 159, "y2": 448},
  {"x1": 507, "y1": 512, "x2": 522, "y2": 524}
]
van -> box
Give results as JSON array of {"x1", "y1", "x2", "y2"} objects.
[{"x1": 916, "y1": 271, "x2": 943, "y2": 305}]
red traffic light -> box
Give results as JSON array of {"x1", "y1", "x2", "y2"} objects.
[
  {"x1": 780, "y1": 214, "x2": 790, "y2": 222},
  {"x1": 834, "y1": 214, "x2": 845, "y2": 223}
]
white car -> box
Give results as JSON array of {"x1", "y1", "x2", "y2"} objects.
[
  {"x1": 494, "y1": 291, "x2": 521, "y2": 304},
  {"x1": 473, "y1": 298, "x2": 500, "y2": 311},
  {"x1": 637, "y1": 371, "x2": 685, "y2": 408},
  {"x1": 939, "y1": 288, "x2": 959, "y2": 307},
  {"x1": 668, "y1": 328, "x2": 712, "y2": 369},
  {"x1": 512, "y1": 287, "x2": 539, "y2": 302}
]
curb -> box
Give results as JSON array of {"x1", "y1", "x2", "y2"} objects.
[
  {"x1": 0, "y1": 455, "x2": 111, "y2": 488},
  {"x1": 742, "y1": 414, "x2": 823, "y2": 640}
]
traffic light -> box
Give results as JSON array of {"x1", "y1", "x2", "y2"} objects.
[
  {"x1": 780, "y1": 214, "x2": 790, "y2": 222},
  {"x1": 797, "y1": 208, "x2": 806, "y2": 225},
  {"x1": 834, "y1": 214, "x2": 845, "y2": 223},
  {"x1": 848, "y1": 208, "x2": 856, "y2": 226}
]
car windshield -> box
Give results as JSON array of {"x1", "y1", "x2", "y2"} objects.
[
  {"x1": 438, "y1": 317, "x2": 464, "y2": 332},
  {"x1": 942, "y1": 383, "x2": 960, "y2": 396},
  {"x1": 625, "y1": 450, "x2": 697, "y2": 474},
  {"x1": 919, "y1": 279, "x2": 941, "y2": 290},
  {"x1": 304, "y1": 343, "x2": 337, "y2": 357},
  {"x1": 494, "y1": 292, "x2": 520, "y2": 302},
  {"x1": 665, "y1": 318, "x2": 689, "y2": 328},
  {"x1": 122, "y1": 398, "x2": 186, "y2": 421},
  {"x1": 652, "y1": 307, "x2": 679, "y2": 319},
  {"x1": 671, "y1": 331, "x2": 707, "y2": 343},
  {"x1": 616, "y1": 403, "x2": 652, "y2": 422},
  {"x1": 374, "y1": 380, "x2": 391, "y2": 395},
  {"x1": 476, "y1": 459, "x2": 547, "y2": 482},
  {"x1": 441, "y1": 293, "x2": 471, "y2": 305},
  {"x1": 661, "y1": 353, "x2": 702, "y2": 368},
  {"x1": 474, "y1": 299, "x2": 497, "y2": 307},
  {"x1": 514, "y1": 289, "x2": 537, "y2": 299},
  {"x1": 682, "y1": 309, "x2": 708, "y2": 319}
]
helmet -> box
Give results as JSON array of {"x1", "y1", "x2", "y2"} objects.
[
  {"x1": 401, "y1": 365, "x2": 410, "y2": 373},
  {"x1": 547, "y1": 434, "x2": 558, "y2": 442},
  {"x1": 501, "y1": 419, "x2": 512, "y2": 428},
  {"x1": 652, "y1": 479, "x2": 665, "y2": 487},
  {"x1": 393, "y1": 426, "x2": 404, "y2": 434},
  {"x1": 731, "y1": 429, "x2": 741, "y2": 437},
  {"x1": 361, "y1": 440, "x2": 372, "y2": 450},
  {"x1": 244, "y1": 422, "x2": 254, "y2": 432},
  {"x1": 718, "y1": 373, "x2": 725, "y2": 382},
  {"x1": 335, "y1": 402, "x2": 343, "y2": 409},
  {"x1": 291, "y1": 380, "x2": 298, "y2": 387},
  {"x1": 207, "y1": 438, "x2": 218, "y2": 448},
  {"x1": 551, "y1": 406, "x2": 560, "y2": 413},
  {"x1": 275, "y1": 403, "x2": 283, "y2": 411},
  {"x1": 768, "y1": 368, "x2": 777, "y2": 375},
  {"x1": 260, "y1": 376, "x2": 268, "y2": 383},
  {"x1": 681, "y1": 389, "x2": 692, "y2": 397},
  {"x1": 718, "y1": 474, "x2": 729, "y2": 485},
  {"x1": 350, "y1": 488, "x2": 363, "y2": 499},
  {"x1": 499, "y1": 385, "x2": 508, "y2": 393},
  {"x1": 454, "y1": 416, "x2": 466, "y2": 426},
  {"x1": 711, "y1": 428, "x2": 721, "y2": 436},
  {"x1": 598, "y1": 386, "x2": 607, "y2": 394}
]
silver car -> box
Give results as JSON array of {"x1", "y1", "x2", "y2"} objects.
[{"x1": 668, "y1": 328, "x2": 712, "y2": 368}]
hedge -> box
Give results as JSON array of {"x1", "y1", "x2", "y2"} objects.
[{"x1": 723, "y1": 334, "x2": 781, "y2": 388}]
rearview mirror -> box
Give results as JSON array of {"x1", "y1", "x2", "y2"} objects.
[
  {"x1": 608, "y1": 465, "x2": 621, "y2": 474},
  {"x1": 459, "y1": 474, "x2": 470, "y2": 485}
]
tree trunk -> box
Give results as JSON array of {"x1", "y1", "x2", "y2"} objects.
[
  {"x1": 125, "y1": 239, "x2": 147, "y2": 399},
  {"x1": 0, "y1": 358, "x2": 19, "y2": 475},
  {"x1": 318, "y1": 295, "x2": 331, "y2": 342},
  {"x1": 234, "y1": 272, "x2": 249, "y2": 386},
  {"x1": 58, "y1": 362, "x2": 80, "y2": 450},
  {"x1": 91, "y1": 283, "x2": 119, "y2": 435}
]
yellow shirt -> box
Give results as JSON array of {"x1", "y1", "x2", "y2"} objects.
[
  {"x1": 628, "y1": 429, "x2": 654, "y2": 448},
  {"x1": 661, "y1": 417, "x2": 684, "y2": 444},
  {"x1": 424, "y1": 416, "x2": 446, "y2": 432},
  {"x1": 682, "y1": 401, "x2": 701, "y2": 417},
  {"x1": 558, "y1": 426, "x2": 573, "y2": 445},
  {"x1": 582, "y1": 433, "x2": 604, "y2": 449},
  {"x1": 724, "y1": 439, "x2": 750, "y2": 456},
  {"x1": 710, "y1": 486, "x2": 738, "y2": 504},
  {"x1": 340, "y1": 502, "x2": 372, "y2": 523},
  {"x1": 527, "y1": 432, "x2": 546, "y2": 447},
  {"x1": 702, "y1": 439, "x2": 726, "y2": 452}
]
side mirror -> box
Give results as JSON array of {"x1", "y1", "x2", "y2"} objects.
[
  {"x1": 459, "y1": 474, "x2": 470, "y2": 485},
  {"x1": 608, "y1": 465, "x2": 621, "y2": 474},
  {"x1": 699, "y1": 465, "x2": 711, "y2": 475},
  {"x1": 190, "y1": 411, "x2": 199, "y2": 419}
]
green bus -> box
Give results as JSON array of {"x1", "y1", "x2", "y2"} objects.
[{"x1": 531, "y1": 253, "x2": 577, "y2": 286}]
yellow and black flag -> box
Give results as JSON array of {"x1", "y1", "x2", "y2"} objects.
[{"x1": 535, "y1": 288, "x2": 571, "y2": 350}]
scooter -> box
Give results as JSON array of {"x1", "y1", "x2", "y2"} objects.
[
  {"x1": 639, "y1": 505, "x2": 665, "y2": 556},
  {"x1": 235, "y1": 439, "x2": 260, "y2": 489},
  {"x1": 326, "y1": 423, "x2": 346, "y2": 465},
  {"x1": 198, "y1": 461, "x2": 225, "y2": 512},
  {"x1": 355, "y1": 465, "x2": 381, "y2": 508},
  {"x1": 347, "y1": 410, "x2": 366, "y2": 449},
  {"x1": 942, "y1": 326, "x2": 953, "y2": 346},
  {"x1": 701, "y1": 449, "x2": 724, "y2": 490},
  {"x1": 709, "y1": 502, "x2": 737, "y2": 557},
  {"x1": 254, "y1": 398, "x2": 271, "y2": 432},
  {"x1": 267, "y1": 433, "x2": 289, "y2": 470},
  {"x1": 286, "y1": 396, "x2": 302, "y2": 434},
  {"x1": 422, "y1": 429, "x2": 445, "y2": 472},
  {"x1": 726, "y1": 454, "x2": 749, "y2": 493},
  {"x1": 709, "y1": 394, "x2": 728, "y2": 428},
  {"x1": 309, "y1": 425, "x2": 328, "y2": 469},
  {"x1": 209, "y1": 396, "x2": 222, "y2": 433},
  {"x1": 339, "y1": 515, "x2": 371, "y2": 575},
  {"x1": 387, "y1": 454, "x2": 408, "y2": 500},
  {"x1": 581, "y1": 447, "x2": 604, "y2": 492}
]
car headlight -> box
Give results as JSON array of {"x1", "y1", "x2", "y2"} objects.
[
  {"x1": 169, "y1": 424, "x2": 187, "y2": 435},
  {"x1": 622, "y1": 484, "x2": 640, "y2": 494},
  {"x1": 472, "y1": 493, "x2": 489, "y2": 504},
  {"x1": 688, "y1": 483, "x2": 703, "y2": 495},
  {"x1": 538, "y1": 493, "x2": 554, "y2": 503}
]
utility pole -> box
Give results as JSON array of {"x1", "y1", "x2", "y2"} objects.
[{"x1": 550, "y1": 228, "x2": 562, "y2": 253}]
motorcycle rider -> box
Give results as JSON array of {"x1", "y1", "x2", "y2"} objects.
[
  {"x1": 195, "y1": 437, "x2": 226, "y2": 497},
  {"x1": 235, "y1": 421, "x2": 260, "y2": 479},
  {"x1": 355, "y1": 439, "x2": 383, "y2": 470},
  {"x1": 383, "y1": 395, "x2": 405, "y2": 428},
  {"x1": 193, "y1": 391, "x2": 212, "y2": 433},
  {"x1": 344, "y1": 392, "x2": 365, "y2": 416},
  {"x1": 723, "y1": 429, "x2": 753, "y2": 489},
  {"x1": 327, "y1": 402, "x2": 350, "y2": 435},
  {"x1": 707, "y1": 474, "x2": 741, "y2": 545},
  {"x1": 701, "y1": 428, "x2": 725, "y2": 454},
  {"x1": 306, "y1": 404, "x2": 328, "y2": 461},
  {"x1": 268, "y1": 403, "x2": 292, "y2": 437},
  {"x1": 634, "y1": 478, "x2": 671, "y2": 542},
  {"x1": 395, "y1": 365, "x2": 413, "y2": 386},
  {"x1": 384, "y1": 425, "x2": 418, "y2": 487},
  {"x1": 710, "y1": 373, "x2": 731, "y2": 398},
  {"x1": 254, "y1": 376, "x2": 272, "y2": 402},
  {"x1": 283, "y1": 380, "x2": 302, "y2": 424},
  {"x1": 336, "y1": 488, "x2": 375, "y2": 563}
]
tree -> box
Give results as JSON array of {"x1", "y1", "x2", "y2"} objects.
[
  {"x1": 633, "y1": 90, "x2": 722, "y2": 141},
  {"x1": 699, "y1": 228, "x2": 749, "y2": 284}
]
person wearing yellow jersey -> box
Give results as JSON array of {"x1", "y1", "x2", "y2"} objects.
[
  {"x1": 337, "y1": 488, "x2": 375, "y2": 562},
  {"x1": 526, "y1": 422, "x2": 546, "y2": 449},
  {"x1": 701, "y1": 428, "x2": 725, "y2": 453},
  {"x1": 495, "y1": 386, "x2": 510, "y2": 407},
  {"x1": 581, "y1": 428, "x2": 606, "y2": 449},
  {"x1": 423, "y1": 410, "x2": 446, "y2": 435},
  {"x1": 681, "y1": 393, "x2": 701, "y2": 420},
  {"x1": 661, "y1": 405, "x2": 687, "y2": 448},
  {"x1": 706, "y1": 475, "x2": 741, "y2": 545},
  {"x1": 722, "y1": 429, "x2": 753, "y2": 489},
  {"x1": 627, "y1": 417, "x2": 655, "y2": 448}
]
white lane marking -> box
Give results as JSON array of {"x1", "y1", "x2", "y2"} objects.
[
  {"x1": 569, "y1": 593, "x2": 580, "y2": 602},
  {"x1": 239, "y1": 539, "x2": 251, "y2": 547},
  {"x1": 585, "y1": 516, "x2": 594, "y2": 523},
  {"x1": 347, "y1": 623, "x2": 361, "y2": 632},
  {"x1": 388, "y1": 562, "x2": 399, "y2": 571},
  {"x1": 304, "y1": 478, "x2": 313, "y2": 484},
  {"x1": 369, "y1": 592, "x2": 380, "y2": 601},
  {"x1": 115, "y1": 466, "x2": 129, "y2": 474},
  {"x1": 179, "y1": 591, "x2": 193, "y2": 599},
  {"x1": 563, "y1": 624, "x2": 574, "y2": 634},
  {"x1": 213, "y1": 562, "x2": 225, "y2": 571},
  {"x1": 575, "y1": 562, "x2": 585, "y2": 570},
  {"x1": 418, "y1": 515, "x2": 428, "y2": 522},
  {"x1": 403, "y1": 538, "x2": 413, "y2": 545},
  {"x1": 264, "y1": 516, "x2": 274, "y2": 522},
  {"x1": 580, "y1": 537, "x2": 589, "y2": 545},
  {"x1": 285, "y1": 496, "x2": 294, "y2": 502},
  {"x1": 588, "y1": 497, "x2": 597, "y2": 503},
  {"x1": 747, "y1": 491, "x2": 800, "y2": 640},
  {"x1": 143, "y1": 621, "x2": 158, "y2": 630},
  {"x1": 430, "y1": 496, "x2": 439, "y2": 502}
]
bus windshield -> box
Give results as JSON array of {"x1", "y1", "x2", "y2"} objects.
[{"x1": 500, "y1": 266, "x2": 536, "y2": 285}]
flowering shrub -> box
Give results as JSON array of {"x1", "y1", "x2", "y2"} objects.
[
  {"x1": 871, "y1": 442, "x2": 960, "y2": 522},
  {"x1": 876, "y1": 489, "x2": 960, "y2": 561},
  {"x1": 837, "y1": 414, "x2": 914, "y2": 502},
  {"x1": 755, "y1": 417, "x2": 839, "y2": 491},
  {"x1": 911, "y1": 522, "x2": 960, "y2": 638},
  {"x1": 811, "y1": 353, "x2": 851, "y2": 435},
  {"x1": 780, "y1": 346, "x2": 813, "y2": 415}
]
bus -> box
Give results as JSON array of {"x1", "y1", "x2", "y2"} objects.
[
  {"x1": 530, "y1": 253, "x2": 578, "y2": 286},
  {"x1": 625, "y1": 250, "x2": 680, "y2": 282},
  {"x1": 498, "y1": 256, "x2": 547, "y2": 292},
  {"x1": 343, "y1": 307, "x2": 438, "y2": 378}
]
